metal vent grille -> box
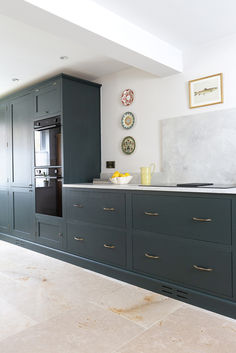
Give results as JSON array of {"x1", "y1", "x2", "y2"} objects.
[{"x1": 161, "y1": 285, "x2": 190, "y2": 300}]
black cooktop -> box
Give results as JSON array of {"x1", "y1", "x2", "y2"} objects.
[{"x1": 140, "y1": 183, "x2": 236, "y2": 189}]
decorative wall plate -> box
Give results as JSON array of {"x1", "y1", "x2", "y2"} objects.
[
  {"x1": 121, "y1": 136, "x2": 136, "y2": 155},
  {"x1": 121, "y1": 89, "x2": 134, "y2": 106},
  {"x1": 121, "y1": 112, "x2": 135, "y2": 129}
]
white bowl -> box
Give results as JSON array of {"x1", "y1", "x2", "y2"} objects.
[{"x1": 110, "y1": 176, "x2": 133, "y2": 185}]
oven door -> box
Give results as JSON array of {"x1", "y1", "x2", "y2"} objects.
[
  {"x1": 35, "y1": 176, "x2": 62, "y2": 217},
  {"x1": 34, "y1": 125, "x2": 61, "y2": 167}
]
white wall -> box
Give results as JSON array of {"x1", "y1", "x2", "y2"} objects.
[{"x1": 98, "y1": 34, "x2": 236, "y2": 175}]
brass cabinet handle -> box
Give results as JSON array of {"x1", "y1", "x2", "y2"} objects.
[
  {"x1": 104, "y1": 244, "x2": 116, "y2": 249},
  {"x1": 103, "y1": 207, "x2": 115, "y2": 211},
  {"x1": 73, "y1": 204, "x2": 83, "y2": 208},
  {"x1": 145, "y1": 253, "x2": 160, "y2": 259},
  {"x1": 192, "y1": 217, "x2": 212, "y2": 222},
  {"x1": 74, "y1": 236, "x2": 84, "y2": 241},
  {"x1": 193, "y1": 265, "x2": 213, "y2": 272},
  {"x1": 144, "y1": 212, "x2": 159, "y2": 216}
]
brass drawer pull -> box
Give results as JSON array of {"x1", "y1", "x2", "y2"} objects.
[
  {"x1": 103, "y1": 207, "x2": 115, "y2": 211},
  {"x1": 104, "y1": 244, "x2": 116, "y2": 249},
  {"x1": 144, "y1": 212, "x2": 159, "y2": 216},
  {"x1": 192, "y1": 217, "x2": 212, "y2": 222},
  {"x1": 74, "y1": 236, "x2": 84, "y2": 241},
  {"x1": 145, "y1": 253, "x2": 160, "y2": 259},
  {"x1": 193, "y1": 265, "x2": 213, "y2": 272},
  {"x1": 73, "y1": 204, "x2": 83, "y2": 208}
]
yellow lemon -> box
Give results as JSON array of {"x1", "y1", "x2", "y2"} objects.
[
  {"x1": 112, "y1": 171, "x2": 120, "y2": 178},
  {"x1": 119, "y1": 173, "x2": 125, "y2": 177},
  {"x1": 124, "y1": 173, "x2": 130, "y2": 176}
]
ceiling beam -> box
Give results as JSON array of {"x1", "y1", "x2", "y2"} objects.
[{"x1": 1, "y1": 0, "x2": 183, "y2": 76}]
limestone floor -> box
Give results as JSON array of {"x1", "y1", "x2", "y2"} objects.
[{"x1": 0, "y1": 240, "x2": 236, "y2": 353}]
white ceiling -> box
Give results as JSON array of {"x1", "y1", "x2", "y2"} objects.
[
  {"x1": 94, "y1": 0, "x2": 236, "y2": 50},
  {"x1": 1, "y1": 0, "x2": 236, "y2": 96},
  {"x1": 0, "y1": 6, "x2": 129, "y2": 97}
]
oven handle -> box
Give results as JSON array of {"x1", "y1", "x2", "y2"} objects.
[
  {"x1": 35, "y1": 176, "x2": 63, "y2": 180},
  {"x1": 34, "y1": 124, "x2": 57, "y2": 131}
]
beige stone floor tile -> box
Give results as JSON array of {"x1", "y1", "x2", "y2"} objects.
[
  {"x1": 0, "y1": 302, "x2": 144, "y2": 353},
  {"x1": 90, "y1": 284, "x2": 184, "y2": 328},
  {"x1": 0, "y1": 271, "x2": 124, "y2": 324},
  {"x1": 1, "y1": 241, "x2": 236, "y2": 353},
  {"x1": 0, "y1": 298, "x2": 37, "y2": 342},
  {"x1": 0, "y1": 241, "x2": 125, "y2": 290},
  {"x1": 0, "y1": 240, "x2": 85, "y2": 281},
  {"x1": 115, "y1": 305, "x2": 236, "y2": 353},
  {"x1": 0, "y1": 272, "x2": 74, "y2": 323},
  {"x1": 0, "y1": 242, "x2": 125, "y2": 323}
]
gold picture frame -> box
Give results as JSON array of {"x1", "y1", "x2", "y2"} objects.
[{"x1": 189, "y1": 73, "x2": 223, "y2": 109}]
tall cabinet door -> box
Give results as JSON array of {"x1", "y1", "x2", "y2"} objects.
[
  {"x1": 11, "y1": 94, "x2": 34, "y2": 187},
  {"x1": 11, "y1": 188, "x2": 34, "y2": 240},
  {"x1": 0, "y1": 102, "x2": 10, "y2": 186},
  {"x1": 0, "y1": 188, "x2": 9, "y2": 234}
]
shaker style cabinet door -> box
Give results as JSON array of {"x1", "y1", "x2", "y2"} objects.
[
  {"x1": 11, "y1": 188, "x2": 34, "y2": 240},
  {"x1": 0, "y1": 189, "x2": 9, "y2": 234},
  {"x1": 11, "y1": 94, "x2": 34, "y2": 187},
  {"x1": 35, "y1": 215, "x2": 64, "y2": 249},
  {"x1": 0, "y1": 102, "x2": 10, "y2": 186},
  {"x1": 34, "y1": 80, "x2": 61, "y2": 119}
]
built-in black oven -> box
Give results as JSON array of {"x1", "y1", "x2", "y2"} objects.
[{"x1": 34, "y1": 116, "x2": 62, "y2": 217}]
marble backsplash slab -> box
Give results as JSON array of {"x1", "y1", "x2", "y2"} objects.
[
  {"x1": 102, "y1": 108, "x2": 236, "y2": 185},
  {"x1": 161, "y1": 108, "x2": 236, "y2": 184}
]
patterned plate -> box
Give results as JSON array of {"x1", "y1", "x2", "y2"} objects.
[
  {"x1": 121, "y1": 89, "x2": 134, "y2": 106},
  {"x1": 121, "y1": 112, "x2": 135, "y2": 129},
  {"x1": 121, "y1": 136, "x2": 136, "y2": 155}
]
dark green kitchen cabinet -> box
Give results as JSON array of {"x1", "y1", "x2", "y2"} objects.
[
  {"x1": 11, "y1": 93, "x2": 34, "y2": 187},
  {"x1": 36, "y1": 215, "x2": 64, "y2": 249},
  {"x1": 132, "y1": 230, "x2": 232, "y2": 298},
  {"x1": 11, "y1": 188, "x2": 34, "y2": 241},
  {"x1": 66, "y1": 189, "x2": 126, "y2": 227},
  {"x1": 0, "y1": 73, "x2": 101, "y2": 246},
  {"x1": 67, "y1": 221, "x2": 127, "y2": 268},
  {"x1": 34, "y1": 79, "x2": 61, "y2": 119},
  {"x1": 0, "y1": 102, "x2": 10, "y2": 186},
  {"x1": 62, "y1": 77, "x2": 101, "y2": 184},
  {"x1": 132, "y1": 193, "x2": 231, "y2": 244},
  {"x1": 0, "y1": 188, "x2": 9, "y2": 234}
]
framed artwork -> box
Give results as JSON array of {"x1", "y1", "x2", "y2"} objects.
[{"x1": 189, "y1": 73, "x2": 223, "y2": 108}]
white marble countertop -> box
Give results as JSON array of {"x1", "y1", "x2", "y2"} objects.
[{"x1": 63, "y1": 183, "x2": 236, "y2": 195}]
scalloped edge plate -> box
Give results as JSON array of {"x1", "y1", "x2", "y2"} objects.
[
  {"x1": 121, "y1": 112, "x2": 135, "y2": 129},
  {"x1": 121, "y1": 89, "x2": 134, "y2": 106},
  {"x1": 121, "y1": 136, "x2": 136, "y2": 155}
]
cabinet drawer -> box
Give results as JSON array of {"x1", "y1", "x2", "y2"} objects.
[
  {"x1": 66, "y1": 190, "x2": 126, "y2": 227},
  {"x1": 132, "y1": 194, "x2": 231, "y2": 244},
  {"x1": 67, "y1": 222, "x2": 126, "y2": 268},
  {"x1": 133, "y1": 231, "x2": 232, "y2": 297}
]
